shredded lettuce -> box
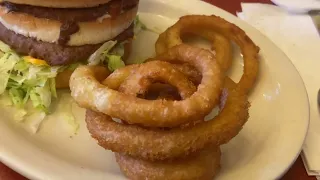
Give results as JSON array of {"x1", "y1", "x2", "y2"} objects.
[
  {"x1": 0, "y1": 53, "x2": 20, "y2": 94},
  {"x1": 107, "y1": 55, "x2": 125, "y2": 71},
  {"x1": 88, "y1": 40, "x2": 118, "y2": 66},
  {"x1": 87, "y1": 16, "x2": 146, "y2": 71},
  {"x1": 87, "y1": 40, "x2": 126, "y2": 72},
  {"x1": 0, "y1": 50, "x2": 62, "y2": 114},
  {"x1": 0, "y1": 41, "x2": 104, "y2": 134},
  {"x1": 29, "y1": 82, "x2": 52, "y2": 113},
  {"x1": 8, "y1": 88, "x2": 25, "y2": 107},
  {"x1": 0, "y1": 15, "x2": 145, "y2": 134}
]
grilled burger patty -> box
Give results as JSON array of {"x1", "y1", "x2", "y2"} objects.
[
  {"x1": 0, "y1": 22, "x2": 134, "y2": 65},
  {"x1": 0, "y1": 0, "x2": 139, "y2": 22}
]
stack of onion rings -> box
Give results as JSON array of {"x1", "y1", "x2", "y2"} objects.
[
  {"x1": 70, "y1": 14, "x2": 259, "y2": 180},
  {"x1": 85, "y1": 78, "x2": 249, "y2": 161}
]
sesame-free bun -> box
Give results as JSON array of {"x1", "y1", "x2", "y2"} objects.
[
  {"x1": 2, "y1": 0, "x2": 113, "y2": 8},
  {"x1": 0, "y1": 6, "x2": 138, "y2": 46}
]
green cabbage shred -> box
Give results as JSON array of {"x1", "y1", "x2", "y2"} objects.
[{"x1": 0, "y1": 15, "x2": 145, "y2": 134}]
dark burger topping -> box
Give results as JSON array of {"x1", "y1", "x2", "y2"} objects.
[{"x1": 58, "y1": 21, "x2": 80, "y2": 45}]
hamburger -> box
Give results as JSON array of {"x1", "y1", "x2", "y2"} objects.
[{"x1": 0, "y1": 0, "x2": 142, "y2": 113}]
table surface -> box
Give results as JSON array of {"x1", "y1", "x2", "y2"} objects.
[{"x1": 0, "y1": 0, "x2": 316, "y2": 180}]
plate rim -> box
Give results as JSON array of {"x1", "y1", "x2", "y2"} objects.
[{"x1": 0, "y1": 0, "x2": 310, "y2": 179}]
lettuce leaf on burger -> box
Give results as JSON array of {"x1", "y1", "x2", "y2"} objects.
[{"x1": 0, "y1": 0, "x2": 143, "y2": 133}]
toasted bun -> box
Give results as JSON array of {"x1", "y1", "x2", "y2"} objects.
[
  {"x1": 0, "y1": 6, "x2": 138, "y2": 46},
  {"x1": 2, "y1": 0, "x2": 113, "y2": 8}
]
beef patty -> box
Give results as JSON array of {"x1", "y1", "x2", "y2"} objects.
[
  {"x1": 0, "y1": 0, "x2": 139, "y2": 22},
  {"x1": 0, "y1": 22, "x2": 134, "y2": 66}
]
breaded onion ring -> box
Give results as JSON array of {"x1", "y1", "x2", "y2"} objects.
[
  {"x1": 102, "y1": 64, "x2": 139, "y2": 90},
  {"x1": 104, "y1": 66, "x2": 183, "y2": 100},
  {"x1": 155, "y1": 28, "x2": 233, "y2": 73},
  {"x1": 171, "y1": 63, "x2": 202, "y2": 85},
  {"x1": 155, "y1": 32, "x2": 168, "y2": 56},
  {"x1": 55, "y1": 66, "x2": 111, "y2": 89},
  {"x1": 71, "y1": 44, "x2": 223, "y2": 128},
  {"x1": 164, "y1": 15, "x2": 260, "y2": 94},
  {"x1": 104, "y1": 62, "x2": 202, "y2": 88},
  {"x1": 118, "y1": 61, "x2": 196, "y2": 99},
  {"x1": 85, "y1": 86, "x2": 249, "y2": 161},
  {"x1": 202, "y1": 30, "x2": 233, "y2": 72},
  {"x1": 108, "y1": 64, "x2": 202, "y2": 127},
  {"x1": 115, "y1": 146, "x2": 221, "y2": 180}
]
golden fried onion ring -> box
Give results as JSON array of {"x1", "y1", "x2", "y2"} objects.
[
  {"x1": 115, "y1": 146, "x2": 221, "y2": 180},
  {"x1": 85, "y1": 85, "x2": 249, "y2": 161},
  {"x1": 102, "y1": 64, "x2": 139, "y2": 90},
  {"x1": 118, "y1": 61, "x2": 196, "y2": 99},
  {"x1": 71, "y1": 44, "x2": 223, "y2": 128},
  {"x1": 156, "y1": 29, "x2": 233, "y2": 73},
  {"x1": 164, "y1": 15, "x2": 260, "y2": 94},
  {"x1": 104, "y1": 62, "x2": 202, "y2": 88},
  {"x1": 55, "y1": 66, "x2": 111, "y2": 89}
]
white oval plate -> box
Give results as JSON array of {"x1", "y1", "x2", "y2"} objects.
[{"x1": 0, "y1": 0, "x2": 309, "y2": 180}]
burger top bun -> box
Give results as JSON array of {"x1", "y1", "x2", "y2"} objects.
[{"x1": 1, "y1": 0, "x2": 113, "y2": 8}]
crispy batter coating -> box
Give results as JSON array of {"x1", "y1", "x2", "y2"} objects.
[
  {"x1": 70, "y1": 44, "x2": 223, "y2": 128},
  {"x1": 66, "y1": 14, "x2": 260, "y2": 180},
  {"x1": 115, "y1": 146, "x2": 221, "y2": 180},
  {"x1": 56, "y1": 66, "x2": 111, "y2": 89},
  {"x1": 85, "y1": 86, "x2": 249, "y2": 161},
  {"x1": 159, "y1": 15, "x2": 259, "y2": 94},
  {"x1": 118, "y1": 61, "x2": 196, "y2": 99},
  {"x1": 156, "y1": 29, "x2": 232, "y2": 73}
]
